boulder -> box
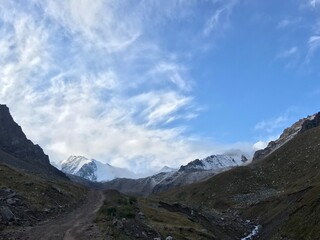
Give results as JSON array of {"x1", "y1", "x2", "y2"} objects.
[{"x1": 0, "y1": 206, "x2": 15, "y2": 222}]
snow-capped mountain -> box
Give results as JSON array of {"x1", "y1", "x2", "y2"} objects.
[
  {"x1": 61, "y1": 156, "x2": 136, "y2": 182},
  {"x1": 103, "y1": 151, "x2": 250, "y2": 196},
  {"x1": 179, "y1": 150, "x2": 249, "y2": 171}
]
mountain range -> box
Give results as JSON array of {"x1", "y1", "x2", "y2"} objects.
[
  {"x1": 1, "y1": 103, "x2": 320, "y2": 239},
  {"x1": 60, "y1": 148, "x2": 250, "y2": 196},
  {"x1": 101, "y1": 150, "x2": 249, "y2": 196}
]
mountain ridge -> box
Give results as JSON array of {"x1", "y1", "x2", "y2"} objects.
[
  {"x1": 61, "y1": 155, "x2": 136, "y2": 182},
  {"x1": 253, "y1": 112, "x2": 320, "y2": 161},
  {"x1": 102, "y1": 151, "x2": 249, "y2": 196},
  {"x1": 0, "y1": 104, "x2": 67, "y2": 179}
]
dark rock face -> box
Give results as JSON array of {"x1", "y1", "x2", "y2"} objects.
[
  {"x1": 179, "y1": 159, "x2": 203, "y2": 172},
  {"x1": 0, "y1": 104, "x2": 49, "y2": 166},
  {"x1": 0, "y1": 104, "x2": 66, "y2": 179},
  {"x1": 301, "y1": 112, "x2": 320, "y2": 131},
  {"x1": 253, "y1": 112, "x2": 320, "y2": 162},
  {"x1": 77, "y1": 161, "x2": 97, "y2": 182},
  {"x1": 0, "y1": 206, "x2": 15, "y2": 222}
]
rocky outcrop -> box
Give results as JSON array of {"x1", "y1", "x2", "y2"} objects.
[
  {"x1": 0, "y1": 104, "x2": 66, "y2": 179},
  {"x1": 0, "y1": 104, "x2": 49, "y2": 165},
  {"x1": 253, "y1": 112, "x2": 320, "y2": 161}
]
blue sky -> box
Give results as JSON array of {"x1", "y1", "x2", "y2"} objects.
[{"x1": 0, "y1": 0, "x2": 319, "y2": 173}]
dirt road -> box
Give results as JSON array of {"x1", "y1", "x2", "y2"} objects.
[{"x1": 6, "y1": 190, "x2": 104, "y2": 240}]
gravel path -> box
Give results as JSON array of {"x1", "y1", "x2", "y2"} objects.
[{"x1": 2, "y1": 190, "x2": 104, "y2": 240}]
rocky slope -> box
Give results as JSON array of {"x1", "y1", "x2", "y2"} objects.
[
  {"x1": 253, "y1": 112, "x2": 320, "y2": 161},
  {"x1": 160, "y1": 115, "x2": 320, "y2": 239},
  {"x1": 0, "y1": 105, "x2": 87, "y2": 232},
  {"x1": 0, "y1": 104, "x2": 66, "y2": 179},
  {"x1": 103, "y1": 151, "x2": 249, "y2": 196},
  {"x1": 61, "y1": 156, "x2": 136, "y2": 182}
]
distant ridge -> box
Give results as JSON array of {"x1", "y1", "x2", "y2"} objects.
[{"x1": 102, "y1": 150, "x2": 249, "y2": 196}]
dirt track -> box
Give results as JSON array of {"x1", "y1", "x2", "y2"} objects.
[{"x1": 4, "y1": 190, "x2": 104, "y2": 240}]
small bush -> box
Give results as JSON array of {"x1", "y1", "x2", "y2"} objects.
[
  {"x1": 129, "y1": 196, "x2": 137, "y2": 205},
  {"x1": 107, "y1": 207, "x2": 117, "y2": 216},
  {"x1": 118, "y1": 206, "x2": 135, "y2": 218}
]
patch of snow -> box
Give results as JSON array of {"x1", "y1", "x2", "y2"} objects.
[
  {"x1": 61, "y1": 156, "x2": 136, "y2": 182},
  {"x1": 159, "y1": 166, "x2": 177, "y2": 173},
  {"x1": 307, "y1": 114, "x2": 316, "y2": 121},
  {"x1": 93, "y1": 159, "x2": 137, "y2": 181},
  {"x1": 241, "y1": 225, "x2": 261, "y2": 240},
  {"x1": 61, "y1": 156, "x2": 91, "y2": 174}
]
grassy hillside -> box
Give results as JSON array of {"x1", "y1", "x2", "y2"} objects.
[
  {"x1": 95, "y1": 189, "x2": 255, "y2": 239},
  {"x1": 157, "y1": 126, "x2": 320, "y2": 239}
]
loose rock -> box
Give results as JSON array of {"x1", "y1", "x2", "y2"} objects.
[{"x1": 0, "y1": 206, "x2": 15, "y2": 222}]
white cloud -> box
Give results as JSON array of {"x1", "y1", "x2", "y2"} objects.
[
  {"x1": 40, "y1": 0, "x2": 141, "y2": 53},
  {"x1": 1, "y1": 0, "x2": 240, "y2": 174},
  {"x1": 276, "y1": 18, "x2": 301, "y2": 29},
  {"x1": 203, "y1": 0, "x2": 239, "y2": 36},
  {"x1": 130, "y1": 91, "x2": 194, "y2": 126},
  {"x1": 276, "y1": 47, "x2": 298, "y2": 59},
  {"x1": 255, "y1": 116, "x2": 289, "y2": 133},
  {"x1": 309, "y1": 0, "x2": 320, "y2": 8},
  {"x1": 0, "y1": 0, "x2": 252, "y2": 175},
  {"x1": 307, "y1": 35, "x2": 320, "y2": 60},
  {"x1": 253, "y1": 109, "x2": 304, "y2": 150},
  {"x1": 253, "y1": 141, "x2": 268, "y2": 151},
  {"x1": 150, "y1": 62, "x2": 192, "y2": 91}
]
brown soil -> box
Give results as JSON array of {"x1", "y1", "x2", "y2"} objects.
[{"x1": 1, "y1": 190, "x2": 104, "y2": 240}]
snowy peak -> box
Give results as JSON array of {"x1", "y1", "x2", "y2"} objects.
[
  {"x1": 61, "y1": 156, "x2": 91, "y2": 174},
  {"x1": 179, "y1": 151, "x2": 249, "y2": 172},
  {"x1": 61, "y1": 156, "x2": 136, "y2": 182},
  {"x1": 102, "y1": 151, "x2": 250, "y2": 196},
  {"x1": 159, "y1": 166, "x2": 177, "y2": 173}
]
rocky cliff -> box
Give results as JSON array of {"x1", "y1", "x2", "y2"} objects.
[
  {"x1": 253, "y1": 112, "x2": 320, "y2": 161},
  {"x1": 0, "y1": 104, "x2": 50, "y2": 165},
  {"x1": 0, "y1": 104, "x2": 66, "y2": 179}
]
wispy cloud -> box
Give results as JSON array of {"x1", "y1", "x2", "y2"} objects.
[
  {"x1": 307, "y1": 35, "x2": 320, "y2": 60},
  {"x1": 149, "y1": 62, "x2": 192, "y2": 92},
  {"x1": 254, "y1": 108, "x2": 304, "y2": 145},
  {"x1": 255, "y1": 116, "x2": 289, "y2": 133},
  {"x1": 276, "y1": 46, "x2": 298, "y2": 59},
  {"x1": 276, "y1": 18, "x2": 301, "y2": 29},
  {"x1": 309, "y1": 0, "x2": 320, "y2": 8},
  {"x1": 1, "y1": 0, "x2": 243, "y2": 174},
  {"x1": 203, "y1": 0, "x2": 239, "y2": 36}
]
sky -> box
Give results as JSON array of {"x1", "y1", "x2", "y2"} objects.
[{"x1": 0, "y1": 0, "x2": 320, "y2": 174}]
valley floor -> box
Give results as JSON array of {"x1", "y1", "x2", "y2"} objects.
[{"x1": 0, "y1": 190, "x2": 105, "y2": 240}]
